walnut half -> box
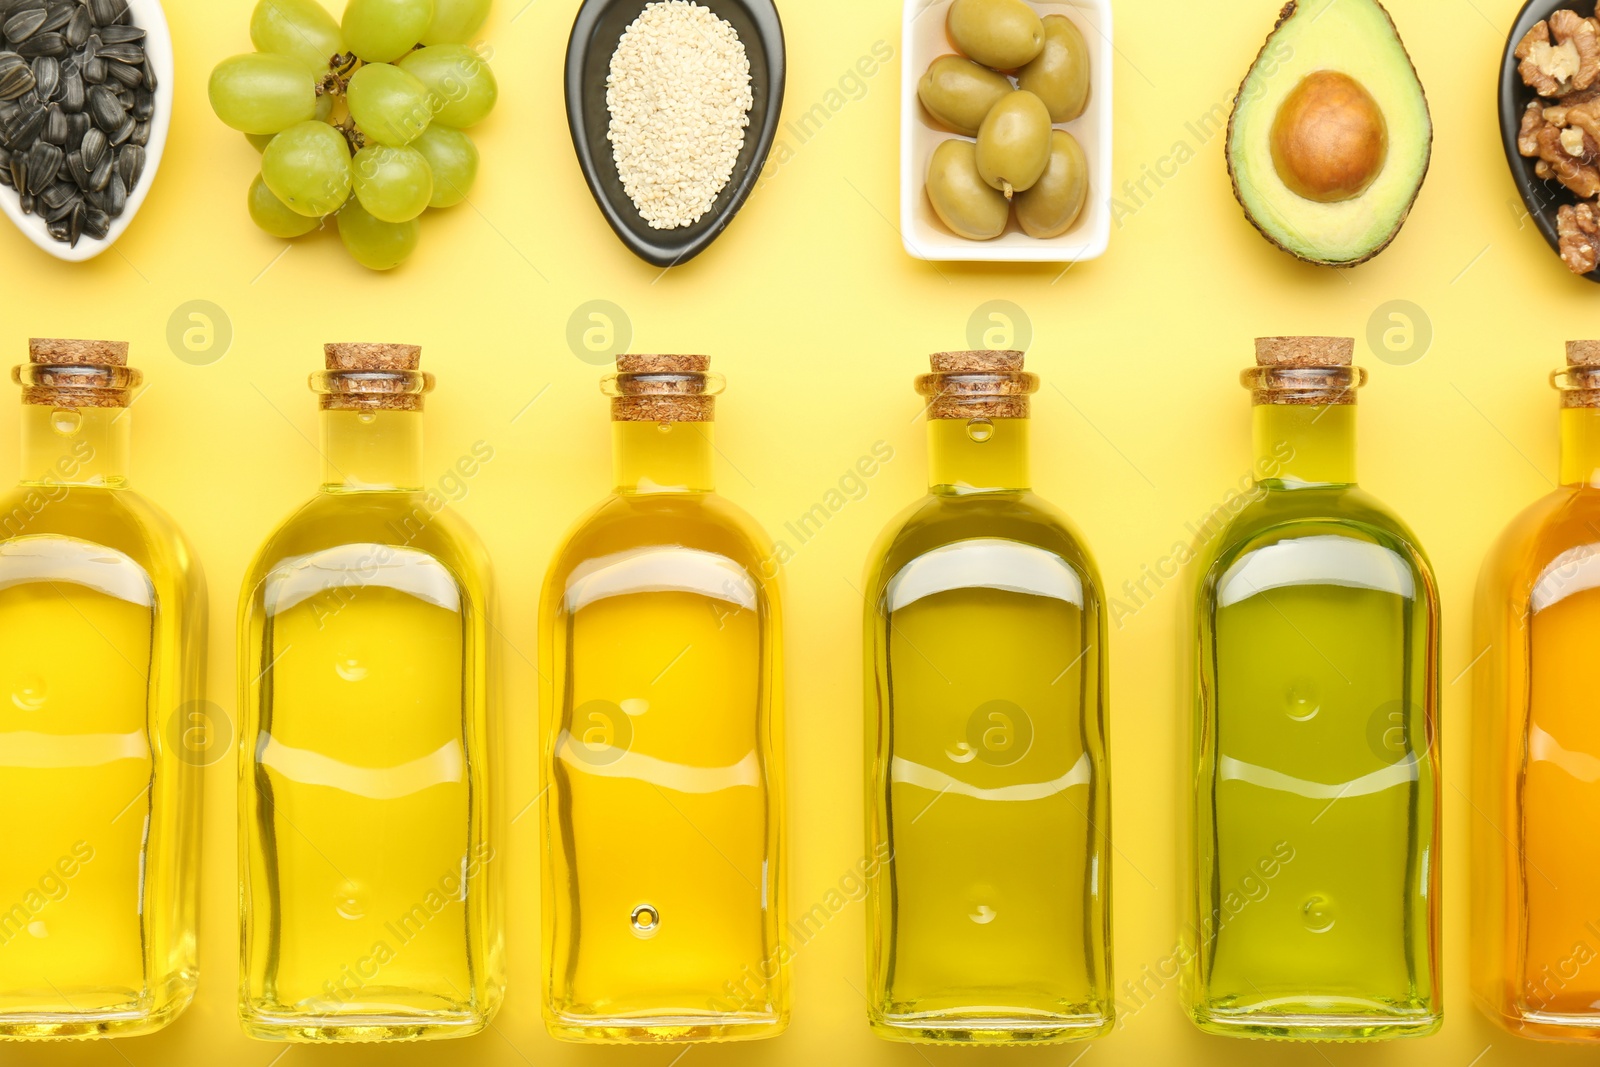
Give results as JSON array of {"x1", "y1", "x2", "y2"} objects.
[
  {"x1": 1559, "y1": 201, "x2": 1600, "y2": 274},
  {"x1": 1517, "y1": 12, "x2": 1600, "y2": 97}
]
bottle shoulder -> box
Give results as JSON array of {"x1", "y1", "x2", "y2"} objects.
[
  {"x1": 551, "y1": 492, "x2": 773, "y2": 567},
  {"x1": 0, "y1": 484, "x2": 205, "y2": 596},
  {"x1": 243, "y1": 490, "x2": 490, "y2": 599},
  {"x1": 867, "y1": 490, "x2": 1101, "y2": 596},
  {"x1": 1480, "y1": 486, "x2": 1600, "y2": 601},
  {"x1": 1197, "y1": 484, "x2": 1437, "y2": 606}
]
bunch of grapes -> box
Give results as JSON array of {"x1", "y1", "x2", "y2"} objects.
[{"x1": 209, "y1": 0, "x2": 497, "y2": 270}]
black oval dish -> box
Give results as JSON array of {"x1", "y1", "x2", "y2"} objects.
[
  {"x1": 565, "y1": 0, "x2": 785, "y2": 268},
  {"x1": 1500, "y1": 0, "x2": 1600, "y2": 282}
]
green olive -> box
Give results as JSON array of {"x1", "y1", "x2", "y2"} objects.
[
  {"x1": 926, "y1": 139, "x2": 1011, "y2": 241},
  {"x1": 1017, "y1": 15, "x2": 1090, "y2": 123},
  {"x1": 919, "y1": 55, "x2": 1014, "y2": 136},
  {"x1": 947, "y1": 0, "x2": 1044, "y2": 71},
  {"x1": 1015, "y1": 130, "x2": 1088, "y2": 238},
  {"x1": 976, "y1": 90, "x2": 1052, "y2": 197}
]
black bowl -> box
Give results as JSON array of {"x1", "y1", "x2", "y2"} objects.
[
  {"x1": 564, "y1": 0, "x2": 786, "y2": 268},
  {"x1": 1499, "y1": 0, "x2": 1600, "y2": 282}
]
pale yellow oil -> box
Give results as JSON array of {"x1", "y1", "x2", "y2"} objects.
[
  {"x1": 542, "y1": 421, "x2": 786, "y2": 1043},
  {"x1": 239, "y1": 410, "x2": 500, "y2": 1042},
  {"x1": 865, "y1": 418, "x2": 1113, "y2": 1044},
  {"x1": 0, "y1": 405, "x2": 204, "y2": 1038}
]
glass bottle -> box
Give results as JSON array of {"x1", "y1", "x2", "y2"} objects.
[
  {"x1": 541, "y1": 354, "x2": 787, "y2": 1043},
  {"x1": 1473, "y1": 341, "x2": 1600, "y2": 1041},
  {"x1": 0, "y1": 338, "x2": 204, "y2": 1038},
  {"x1": 863, "y1": 351, "x2": 1113, "y2": 1044},
  {"x1": 1182, "y1": 337, "x2": 1441, "y2": 1040},
  {"x1": 238, "y1": 343, "x2": 502, "y2": 1042}
]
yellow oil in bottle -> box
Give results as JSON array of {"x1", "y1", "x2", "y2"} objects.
[
  {"x1": 239, "y1": 352, "x2": 501, "y2": 1042},
  {"x1": 0, "y1": 343, "x2": 204, "y2": 1039},
  {"x1": 542, "y1": 360, "x2": 786, "y2": 1043},
  {"x1": 865, "y1": 355, "x2": 1112, "y2": 1044}
]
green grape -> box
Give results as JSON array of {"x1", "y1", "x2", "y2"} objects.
[
  {"x1": 346, "y1": 63, "x2": 432, "y2": 146},
  {"x1": 209, "y1": 53, "x2": 317, "y2": 135},
  {"x1": 250, "y1": 0, "x2": 344, "y2": 73},
  {"x1": 249, "y1": 173, "x2": 323, "y2": 237},
  {"x1": 411, "y1": 124, "x2": 477, "y2": 207},
  {"x1": 352, "y1": 144, "x2": 434, "y2": 223},
  {"x1": 398, "y1": 44, "x2": 496, "y2": 128},
  {"x1": 338, "y1": 199, "x2": 421, "y2": 270},
  {"x1": 247, "y1": 132, "x2": 274, "y2": 152},
  {"x1": 421, "y1": 0, "x2": 490, "y2": 44},
  {"x1": 315, "y1": 92, "x2": 334, "y2": 121},
  {"x1": 342, "y1": 0, "x2": 434, "y2": 63},
  {"x1": 262, "y1": 120, "x2": 353, "y2": 217}
]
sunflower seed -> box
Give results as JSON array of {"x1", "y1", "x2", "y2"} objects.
[
  {"x1": 97, "y1": 23, "x2": 139, "y2": 43},
  {"x1": 20, "y1": 192, "x2": 33, "y2": 213},
  {"x1": 105, "y1": 110, "x2": 127, "y2": 144},
  {"x1": 80, "y1": 53, "x2": 100, "y2": 82},
  {"x1": 80, "y1": 203, "x2": 106, "y2": 238},
  {"x1": 87, "y1": 0, "x2": 120, "y2": 26},
  {"x1": 79, "y1": 31, "x2": 96, "y2": 61},
  {"x1": 58, "y1": 64, "x2": 78, "y2": 109},
  {"x1": 39, "y1": 173, "x2": 68, "y2": 206},
  {"x1": 7, "y1": 152, "x2": 21, "y2": 190},
  {"x1": 113, "y1": 137, "x2": 135, "y2": 186},
  {"x1": 130, "y1": 87, "x2": 148, "y2": 119},
  {"x1": 40, "y1": 100, "x2": 63, "y2": 141},
  {"x1": 0, "y1": 52, "x2": 35, "y2": 99},
  {"x1": 84, "y1": 81, "x2": 115, "y2": 126},
  {"x1": 64, "y1": 106, "x2": 81, "y2": 138},
  {"x1": 103, "y1": 55, "x2": 135, "y2": 86},
  {"x1": 62, "y1": 144, "x2": 79, "y2": 182},
  {"x1": 37, "y1": 4, "x2": 70, "y2": 33},
  {"x1": 16, "y1": 32, "x2": 64, "y2": 57},
  {"x1": 128, "y1": 116, "x2": 143, "y2": 144},
  {"x1": 96, "y1": 41, "x2": 136, "y2": 63},
  {"x1": 45, "y1": 214, "x2": 67, "y2": 239},
  {"x1": 140, "y1": 54, "x2": 151, "y2": 90},
  {"x1": 85, "y1": 141, "x2": 106, "y2": 188},
  {"x1": 62, "y1": 4, "x2": 86, "y2": 47},
  {"x1": 30, "y1": 53, "x2": 55, "y2": 98},
  {"x1": 1, "y1": 98, "x2": 43, "y2": 148},
  {"x1": 3, "y1": 8, "x2": 47, "y2": 42},
  {"x1": 24, "y1": 138, "x2": 58, "y2": 190},
  {"x1": 0, "y1": 163, "x2": 10, "y2": 188},
  {"x1": 76, "y1": 118, "x2": 97, "y2": 162}
]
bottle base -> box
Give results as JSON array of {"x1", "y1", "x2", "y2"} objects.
[
  {"x1": 1189, "y1": 1003, "x2": 1441, "y2": 1042},
  {"x1": 1480, "y1": 998, "x2": 1600, "y2": 1043},
  {"x1": 545, "y1": 1009, "x2": 787, "y2": 1044},
  {"x1": 0, "y1": 994, "x2": 193, "y2": 1040},
  {"x1": 869, "y1": 1009, "x2": 1112, "y2": 1045},
  {"x1": 239, "y1": 1007, "x2": 490, "y2": 1043}
]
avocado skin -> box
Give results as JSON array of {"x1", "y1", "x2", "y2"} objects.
[{"x1": 1226, "y1": 0, "x2": 1434, "y2": 267}]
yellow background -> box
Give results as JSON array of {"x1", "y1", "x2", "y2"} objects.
[{"x1": 0, "y1": 0, "x2": 1584, "y2": 1064}]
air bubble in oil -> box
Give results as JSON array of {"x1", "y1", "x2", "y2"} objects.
[
  {"x1": 335, "y1": 658, "x2": 368, "y2": 682},
  {"x1": 966, "y1": 418, "x2": 994, "y2": 443},
  {"x1": 631, "y1": 903, "x2": 660, "y2": 937},
  {"x1": 51, "y1": 408, "x2": 81, "y2": 436},
  {"x1": 12, "y1": 675, "x2": 46, "y2": 711}
]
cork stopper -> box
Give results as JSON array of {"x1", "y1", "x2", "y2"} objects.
[
  {"x1": 325, "y1": 343, "x2": 422, "y2": 373},
  {"x1": 14, "y1": 338, "x2": 139, "y2": 407},
  {"x1": 1255, "y1": 337, "x2": 1354, "y2": 368},
  {"x1": 316, "y1": 343, "x2": 432, "y2": 411},
  {"x1": 916, "y1": 351, "x2": 1037, "y2": 420},
  {"x1": 609, "y1": 354, "x2": 718, "y2": 423},
  {"x1": 29, "y1": 338, "x2": 129, "y2": 367},
  {"x1": 1560, "y1": 341, "x2": 1600, "y2": 408},
  {"x1": 1247, "y1": 337, "x2": 1363, "y2": 406}
]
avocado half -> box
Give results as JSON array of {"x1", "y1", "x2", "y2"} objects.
[{"x1": 1227, "y1": 0, "x2": 1432, "y2": 267}]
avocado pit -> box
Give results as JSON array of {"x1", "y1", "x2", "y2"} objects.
[{"x1": 1270, "y1": 70, "x2": 1389, "y2": 203}]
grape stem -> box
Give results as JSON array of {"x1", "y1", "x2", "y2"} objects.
[{"x1": 333, "y1": 119, "x2": 366, "y2": 154}]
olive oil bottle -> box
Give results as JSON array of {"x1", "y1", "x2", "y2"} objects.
[
  {"x1": 1473, "y1": 341, "x2": 1600, "y2": 1041},
  {"x1": 541, "y1": 355, "x2": 787, "y2": 1043},
  {"x1": 0, "y1": 338, "x2": 205, "y2": 1039},
  {"x1": 864, "y1": 351, "x2": 1113, "y2": 1044},
  {"x1": 1183, "y1": 337, "x2": 1441, "y2": 1040},
  {"x1": 238, "y1": 344, "x2": 501, "y2": 1042}
]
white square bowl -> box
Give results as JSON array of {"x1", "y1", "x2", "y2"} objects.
[{"x1": 900, "y1": 0, "x2": 1112, "y2": 263}]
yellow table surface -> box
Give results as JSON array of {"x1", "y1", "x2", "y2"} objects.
[{"x1": 0, "y1": 0, "x2": 1580, "y2": 1063}]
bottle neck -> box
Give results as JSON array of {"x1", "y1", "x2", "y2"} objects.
[
  {"x1": 20, "y1": 404, "x2": 130, "y2": 488},
  {"x1": 321, "y1": 409, "x2": 423, "y2": 492},
  {"x1": 1561, "y1": 407, "x2": 1600, "y2": 488},
  {"x1": 927, "y1": 417, "x2": 1031, "y2": 493},
  {"x1": 1253, "y1": 403, "x2": 1357, "y2": 488},
  {"x1": 613, "y1": 421, "x2": 715, "y2": 493}
]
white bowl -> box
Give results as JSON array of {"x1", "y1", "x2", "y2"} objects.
[
  {"x1": 0, "y1": 0, "x2": 173, "y2": 263},
  {"x1": 900, "y1": 0, "x2": 1112, "y2": 263}
]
